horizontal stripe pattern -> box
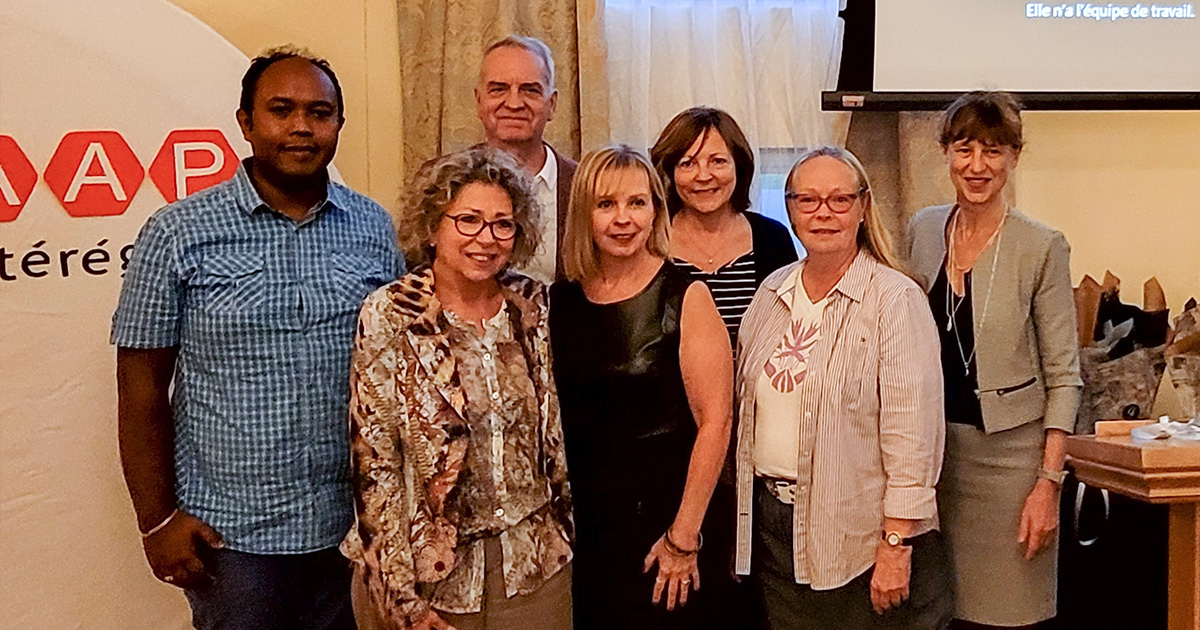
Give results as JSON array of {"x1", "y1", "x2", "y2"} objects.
[{"x1": 674, "y1": 252, "x2": 758, "y2": 350}]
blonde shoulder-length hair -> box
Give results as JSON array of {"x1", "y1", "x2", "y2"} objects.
[
  {"x1": 786, "y1": 145, "x2": 899, "y2": 269},
  {"x1": 561, "y1": 144, "x2": 671, "y2": 281}
]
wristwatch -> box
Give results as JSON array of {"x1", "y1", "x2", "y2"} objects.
[
  {"x1": 1036, "y1": 468, "x2": 1067, "y2": 487},
  {"x1": 882, "y1": 531, "x2": 912, "y2": 547}
]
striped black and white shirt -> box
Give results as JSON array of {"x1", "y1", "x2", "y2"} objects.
[{"x1": 673, "y1": 252, "x2": 758, "y2": 351}]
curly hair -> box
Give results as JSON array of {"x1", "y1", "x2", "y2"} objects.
[{"x1": 397, "y1": 147, "x2": 542, "y2": 268}]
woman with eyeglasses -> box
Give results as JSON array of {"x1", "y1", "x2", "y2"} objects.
[
  {"x1": 734, "y1": 146, "x2": 952, "y2": 630},
  {"x1": 343, "y1": 147, "x2": 573, "y2": 630},
  {"x1": 905, "y1": 92, "x2": 1081, "y2": 630}
]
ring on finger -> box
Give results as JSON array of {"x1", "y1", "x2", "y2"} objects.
[{"x1": 164, "y1": 575, "x2": 177, "y2": 583}]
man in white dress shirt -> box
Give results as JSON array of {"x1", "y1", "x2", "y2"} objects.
[{"x1": 473, "y1": 35, "x2": 577, "y2": 283}]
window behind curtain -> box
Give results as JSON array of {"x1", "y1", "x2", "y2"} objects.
[{"x1": 602, "y1": 0, "x2": 846, "y2": 255}]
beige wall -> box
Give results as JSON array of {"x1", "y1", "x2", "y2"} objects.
[
  {"x1": 170, "y1": 0, "x2": 406, "y2": 208},
  {"x1": 1017, "y1": 111, "x2": 1200, "y2": 316},
  {"x1": 1017, "y1": 111, "x2": 1200, "y2": 418}
]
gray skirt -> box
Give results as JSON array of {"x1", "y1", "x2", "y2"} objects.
[{"x1": 939, "y1": 421, "x2": 1056, "y2": 626}]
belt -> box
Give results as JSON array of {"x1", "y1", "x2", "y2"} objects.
[{"x1": 757, "y1": 476, "x2": 798, "y2": 505}]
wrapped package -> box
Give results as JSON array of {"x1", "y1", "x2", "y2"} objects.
[{"x1": 1074, "y1": 274, "x2": 1171, "y2": 433}]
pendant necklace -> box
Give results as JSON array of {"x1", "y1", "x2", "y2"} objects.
[
  {"x1": 945, "y1": 205, "x2": 1006, "y2": 377},
  {"x1": 680, "y1": 227, "x2": 719, "y2": 266}
]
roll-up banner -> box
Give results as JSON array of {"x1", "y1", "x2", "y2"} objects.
[{"x1": 1, "y1": 1, "x2": 261, "y2": 627}]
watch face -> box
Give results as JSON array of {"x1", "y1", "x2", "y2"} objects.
[{"x1": 886, "y1": 532, "x2": 903, "y2": 546}]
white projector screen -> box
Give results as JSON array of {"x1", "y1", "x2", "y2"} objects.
[{"x1": 875, "y1": 1, "x2": 1200, "y2": 92}]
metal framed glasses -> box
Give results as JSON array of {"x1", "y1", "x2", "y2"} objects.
[
  {"x1": 443, "y1": 213, "x2": 519, "y2": 241},
  {"x1": 784, "y1": 188, "x2": 867, "y2": 214}
]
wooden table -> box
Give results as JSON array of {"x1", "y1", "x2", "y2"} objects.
[{"x1": 1068, "y1": 434, "x2": 1200, "y2": 630}]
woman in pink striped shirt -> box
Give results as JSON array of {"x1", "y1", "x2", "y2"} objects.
[{"x1": 733, "y1": 146, "x2": 951, "y2": 630}]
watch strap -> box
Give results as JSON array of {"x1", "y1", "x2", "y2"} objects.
[{"x1": 1037, "y1": 468, "x2": 1067, "y2": 487}]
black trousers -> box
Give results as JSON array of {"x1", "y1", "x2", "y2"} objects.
[{"x1": 752, "y1": 480, "x2": 954, "y2": 630}]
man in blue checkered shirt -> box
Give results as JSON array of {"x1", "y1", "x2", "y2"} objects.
[{"x1": 112, "y1": 47, "x2": 404, "y2": 629}]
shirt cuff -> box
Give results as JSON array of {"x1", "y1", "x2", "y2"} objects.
[
  {"x1": 883, "y1": 486, "x2": 937, "y2": 521},
  {"x1": 110, "y1": 328, "x2": 179, "y2": 348},
  {"x1": 1043, "y1": 385, "x2": 1082, "y2": 434}
]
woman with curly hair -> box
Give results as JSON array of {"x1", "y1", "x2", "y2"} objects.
[{"x1": 342, "y1": 147, "x2": 573, "y2": 630}]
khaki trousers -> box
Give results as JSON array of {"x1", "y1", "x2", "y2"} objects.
[{"x1": 353, "y1": 537, "x2": 572, "y2": 630}]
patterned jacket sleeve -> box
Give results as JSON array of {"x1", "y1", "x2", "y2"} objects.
[{"x1": 342, "y1": 292, "x2": 431, "y2": 628}]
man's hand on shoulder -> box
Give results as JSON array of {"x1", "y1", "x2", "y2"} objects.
[{"x1": 143, "y1": 510, "x2": 223, "y2": 590}]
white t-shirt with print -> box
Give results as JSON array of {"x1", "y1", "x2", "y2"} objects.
[{"x1": 754, "y1": 264, "x2": 828, "y2": 480}]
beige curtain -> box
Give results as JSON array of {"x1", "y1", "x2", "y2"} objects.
[{"x1": 396, "y1": 0, "x2": 612, "y2": 185}]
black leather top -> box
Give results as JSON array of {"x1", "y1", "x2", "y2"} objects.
[{"x1": 550, "y1": 263, "x2": 695, "y2": 443}]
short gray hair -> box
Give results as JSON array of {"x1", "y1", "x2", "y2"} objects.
[
  {"x1": 484, "y1": 35, "x2": 555, "y2": 89},
  {"x1": 397, "y1": 147, "x2": 542, "y2": 268}
]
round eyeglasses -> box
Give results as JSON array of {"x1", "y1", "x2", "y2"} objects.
[
  {"x1": 444, "y1": 214, "x2": 519, "y2": 241},
  {"x1": 784, "y1": 188, "x2": 867, "y2": 214}
]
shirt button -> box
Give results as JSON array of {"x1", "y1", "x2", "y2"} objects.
[
  {"x1": 491, "y1": 391, "x2": 500, "y2": 400},
  {"x1": 495, "y1": 508, "x2": 505, "y2": 518},
  {"x1": 484, "y1": 352, "x2": 493, "y2": 361},
  {"x1": 804, "y1": 412, "x2": 812, "y2": 419}
]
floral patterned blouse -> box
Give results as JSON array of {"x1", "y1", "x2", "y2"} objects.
[{"x1": 341, "y1": 268, "x2": 572, "y2": 627}]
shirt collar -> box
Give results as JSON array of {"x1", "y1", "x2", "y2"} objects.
[
  {"x1": 232, "y1": 159, "x2": 345, "y2": 218},
  {"x1": 534, "y1": 143, "x2": 557, "y2": 191},
  {"x1": 776, "y1": 262, "x2": 803, "y2": 306},
  {"x1": 772, "y1": 249, "x2": 875, "y2": 304}
]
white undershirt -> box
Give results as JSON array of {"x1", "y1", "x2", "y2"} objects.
[{"x1": 754, "y1": 264, "x2": 827, "y2": 480}]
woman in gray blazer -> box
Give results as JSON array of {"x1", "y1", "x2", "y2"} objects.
[{"x1": 905, "y1": 92, "x2": 1082, "y2": 630}]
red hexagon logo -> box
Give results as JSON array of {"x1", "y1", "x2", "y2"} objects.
[
  {"x1": 0, "y1": 135, "x2": 39, "y2": 223},
  {"x1": 149, "y1": 129, "x2": 239, "y2": 204},
  {"x1": 43, "y1": 131, "x2": 145, "y2": 217}
]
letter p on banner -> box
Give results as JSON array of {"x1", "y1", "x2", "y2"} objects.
[
  {"x1": 149, "y1": 129, "x2": 238, "y2": 203},
  {"x1": 0, "y1": 135, "x2": 38, "y2": 223}
]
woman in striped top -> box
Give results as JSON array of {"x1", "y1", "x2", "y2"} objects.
[
  {"x1": 650, "y1": 108, "x2": 798, "y2": 630},
  {"x1": 650, "y1": 107, "x2": 798, "y2": 352}
]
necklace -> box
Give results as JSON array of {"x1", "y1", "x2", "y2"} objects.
[
  {"x1": 675, "y1": 213, "x2": 743, "y2": 268},
  {"x1": 676, "y1": 225, "x2": 721, "y2": 265},
  {"x1": 945, "y1": 205, "x2": 1006, "y2": 377}
]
